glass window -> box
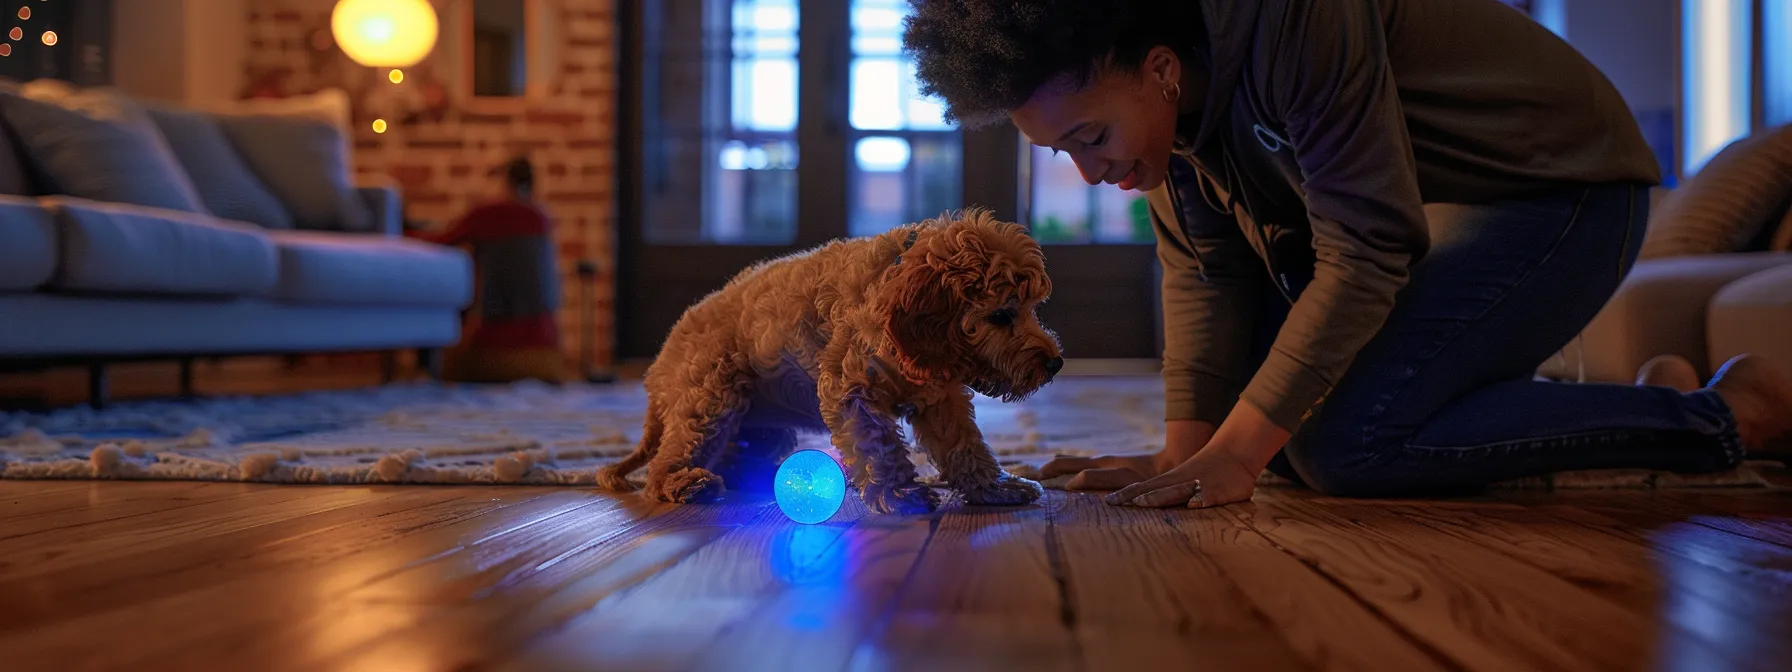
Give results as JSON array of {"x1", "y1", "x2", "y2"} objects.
[
  {"x1": 1681, "y1": 0, "x2": 1752, "y2": 176},
  {"x1": 1767, "y1": 0, "x2": 1792, "y2": 127},
  {"x1": 642, "y1": 0, "x2": 799, "y2": 245},
  {"x1": 1024, "y1": 144, "x2": 1154, "y2": 245},
  {"x1": 846, "y1": 0, "x2": 961, "y2": 237}
]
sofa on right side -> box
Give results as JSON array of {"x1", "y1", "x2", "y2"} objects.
[{"x1": 1539, "y1": 123, "x2": 1792, "y2": 385}]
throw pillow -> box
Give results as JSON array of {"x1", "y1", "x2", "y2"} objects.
[
  {"x1": 146, "y1": 105, "x2": 296, "y2": 229},
  {"x1": 216, "y1": 113, "x2": 374, "y2": 232},
  {"x1": 0, "y1": 86, "x2": 209, "y2": 214},
  {"x1": 1771, "y1": 201, "x2": 1792, "y2": 252},
  {"x1": 1639, "y1": 124, "x2": 1792, "y2": 259}
]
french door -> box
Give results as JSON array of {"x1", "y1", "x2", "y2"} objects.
[{"x1": 616, "y1": 0, "x2": 1160, "y2": 361}]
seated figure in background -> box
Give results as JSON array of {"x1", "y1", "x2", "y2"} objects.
[{"x1": 419, "y1": 156, "x2": 567, "y2": 384}]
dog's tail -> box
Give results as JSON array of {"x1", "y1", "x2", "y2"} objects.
[{"x1": 597, "y1": 402, "x2": 664, "y2": 492}]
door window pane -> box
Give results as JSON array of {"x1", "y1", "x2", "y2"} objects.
[
  {"x1": 642, "y1": 0, "x2": 798, "y2": 245},
  {"x1": 1026, "y1": 145, "x2": 1154, "y2": 244},
  {"x1": 847, "y1": 0, "x2": 960, "y2": 237},
  {"x1": 1767, "y1": 0, "x2": 1792, "y2": 127}
]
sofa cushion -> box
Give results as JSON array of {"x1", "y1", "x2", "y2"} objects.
[
  {"x1": 0, "y1": 195, "x2": 55, "y2": 290},
  {"x1": 44, "y1": 197, "x2": 277, "y2": 296},
  {"x1": 1640, "y1": 124, "x2": 1792, "y2": 259},
  {"x1": 1708, "y1": 264, "x2": 1792, "y2": 382},
  {"x1": 0, "y1": 294, "x2": 459, "y2": 357},
  {"x1": 0, "y1": 85, "x2": 209, "y2": 214},
  {"x1": 216, "y1": 114, "x2": 374, "y2": 233},
  {"x1": 1535, "y1": 251, "x2": 1792, "y2": 383},
  {"x1": 266, "y1": 230, "x2": 471, "y2": 308},
  {"x1": 146, "y1": 104, "x2": 296, "y2": 230}
]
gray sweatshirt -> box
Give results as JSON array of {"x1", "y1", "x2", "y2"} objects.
[{"x1": 1145, "y1": 0, "x2": 1661, "y2": 431}]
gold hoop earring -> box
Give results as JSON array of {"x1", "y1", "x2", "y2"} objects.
[{"x1": 1162, "y1": 82, "x2": 1182, "y2": 103}]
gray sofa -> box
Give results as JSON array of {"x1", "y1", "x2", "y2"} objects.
[{"x1": 0, "y1": 81, "x2": 473, "y2": 405}]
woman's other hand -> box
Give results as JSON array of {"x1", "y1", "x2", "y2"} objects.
[
  {"x1": 1104, "y1": 401, "x2": 1290, "y2": 508},
  {"x1": 1102, "y1": 447, "x2": 1259, "y2": 508},
  {"x1": 1039, "y1": 420, "x2": 1216, "y2": 490}
]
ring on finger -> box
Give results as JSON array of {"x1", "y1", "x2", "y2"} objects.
[{"x1": 1186, "y1": 479, "x2": 1207, "y2": 509}]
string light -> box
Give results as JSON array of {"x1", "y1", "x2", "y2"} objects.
[
  {"x1": 371, "y1": 119, "x2": 388, "y2": 133},
  {"x1": 388, "y1": 69, "x2": 404, "y2": 84},
  {"x1": 40, "y1": 30, "x2": 54, "y2": 46},
  {"x1": 7, "y1": 28, "x2": 18, "y2": 40},
  {"x1": 17, "y1": 7, "x2": 28, "y2": 20},
  {"x1": 0, "y1": 44, "x2": 11, "y2": 58}
]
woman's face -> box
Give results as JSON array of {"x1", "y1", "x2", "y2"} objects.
[{"x1": 1009, "y1": 47, "x2": 1186, "y2": 193}]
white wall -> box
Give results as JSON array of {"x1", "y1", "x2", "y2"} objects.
[{"x1": 111, "y1": 0, "x2": 244, "y2": 104}]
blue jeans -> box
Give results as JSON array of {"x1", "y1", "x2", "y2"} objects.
[{"x1": 1253, "y1": 182, "x2": 1744, "y2": 496}]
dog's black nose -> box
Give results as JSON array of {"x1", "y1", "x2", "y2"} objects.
[{"x1": 1044, "y1": 357, "x2": 1064, "y2": 376}]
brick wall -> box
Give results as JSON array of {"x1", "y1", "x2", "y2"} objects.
[{"x1": 243, "y1": 0, "x2": 616, "y2": 371}]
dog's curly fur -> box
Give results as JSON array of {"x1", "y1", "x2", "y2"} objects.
[{"x1": 597, "y1": 209, "x2": 1062, "y2": 514}]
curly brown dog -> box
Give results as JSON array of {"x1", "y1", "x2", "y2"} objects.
[{"x1": 597, "y1": 209, "x2": 1062, "y2": 514}]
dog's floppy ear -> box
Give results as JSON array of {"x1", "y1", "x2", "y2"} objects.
[{"x1": 873, "y1": 253, "x2": 967, "y2": 385}]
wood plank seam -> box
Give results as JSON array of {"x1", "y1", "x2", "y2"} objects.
[{"x1": 1218, "y1": 502, "x2": 1463, "y2": 671}]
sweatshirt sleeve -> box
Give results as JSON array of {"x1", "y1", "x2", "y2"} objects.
[
  {"x1": 1238, "y1": 0, "x2": 1430, "y2": 431},
  {"x1": 1152, "y1": 183, "x2": 1267, "y2": 427}
]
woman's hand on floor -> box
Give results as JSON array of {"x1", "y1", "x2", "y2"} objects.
[
  {"x1": 1102, "y1": 447, "x2": 1260, "y2": 508},
  {"x1": 1039, "y1": 420, "x2": 1217, "y2": 491},
  {"x1": 1103, "y1": 404, "x2": 1288, "y2": 509}
]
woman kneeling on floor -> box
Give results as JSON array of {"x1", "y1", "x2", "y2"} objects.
[{"x1": 901, "y1": 0, "x2": 1792, "y2": 508}]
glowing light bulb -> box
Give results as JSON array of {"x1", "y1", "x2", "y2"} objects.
[
  {"x1": 371, "y1": 119, "x2": 388, "y2": 133},
  {"x1": 388, "y1": 68, "x2": 404, "y2": 84},
  {"x1": 330, "y1": 0, "x2": 438, "y2": 68},
  {"x1": 774, "y1": 449, "x2": 845, "y2": 524},
  {"x1": 39, "y1": 30, "x2": 54, "y2": 46}
]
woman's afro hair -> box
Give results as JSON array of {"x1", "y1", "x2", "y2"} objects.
[{"x1": 902, "y1": 0, "x2": 1202, "y2": 127}]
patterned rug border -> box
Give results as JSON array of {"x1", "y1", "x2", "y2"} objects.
[{"x1": 1, "y1": 377, "x2": 1783, "y2": 492}]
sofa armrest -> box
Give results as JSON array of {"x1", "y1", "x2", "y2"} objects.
[
  {"x1": 357, "y1": 185, "x2": 403, "y2": 238},
  {"x1": 1538, "y1": 252, "x2": 1792, "y2": 383}
]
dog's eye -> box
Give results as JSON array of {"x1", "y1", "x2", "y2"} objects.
[{"x1": 987, "y1": 309, "x2": 1017, "y2": 327}]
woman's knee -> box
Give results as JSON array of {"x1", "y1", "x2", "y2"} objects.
[{"x1": 1279, "y1": 415, "x2": 1444, "y2": 498}]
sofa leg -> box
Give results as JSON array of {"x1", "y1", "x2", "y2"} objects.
[
  {"x1": 418, "y1": 348, "x2": 443, "y2": 381},
  {"x1": 89, "y1": 364, "x2": 109, "y2": 409},
  {"x1": 178, "y1": 358, "x2": 197, "y2": 399}
]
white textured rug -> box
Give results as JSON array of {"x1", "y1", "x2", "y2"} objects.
[{"x1": 0, "y1": 376, "x2": 1777, "y2": 490}]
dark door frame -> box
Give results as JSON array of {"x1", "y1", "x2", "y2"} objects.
[{"x1": 614, "y1": 0, "x2": 1161, "y2": 363}]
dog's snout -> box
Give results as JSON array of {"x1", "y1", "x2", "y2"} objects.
[{"x1": 1044, "y1": 356, "x2": 1064, "y2": 377}]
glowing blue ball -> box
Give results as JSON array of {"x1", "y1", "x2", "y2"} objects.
[{"x1": 774, "y1": 449, "x2": 846, "y2": 524}]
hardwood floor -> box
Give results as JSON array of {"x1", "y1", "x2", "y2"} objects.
[{"x1": 1, "y1": 480, "x2": 1788, "y2": 671}]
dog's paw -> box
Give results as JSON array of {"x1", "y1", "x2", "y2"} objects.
[
  {"x1": 657, "y1": 467, "x2": 726, "y2": 504},
  {"x1": 862, "y1": 482, "x2": 940, "y2": 516},
  {"x1": 961, "y1": 473, "x2": 1045, "y2": 506}
]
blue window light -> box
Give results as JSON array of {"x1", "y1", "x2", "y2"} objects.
[
  {"x1": 1767, "y1": 0, "x2": 1792, "y2": 127},
  {"x1": 1682, "y1": 0, "x2": 1752, "y2": 176}
]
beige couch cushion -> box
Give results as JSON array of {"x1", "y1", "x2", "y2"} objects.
[
  {"x1": 1708, "y1": 264, "x2": 1792, "y2": 381},
  {"x1": 1639, "y1": 124, "x2": 1792, "y2": 259},
  {"x1": 266, "y1": 230, "x2": 471, "y2": 308},
  {"x1": 0, "y1": 195, "x2": 55, "y2": 290},
  {"x1": 1538, "y1": 252, "x2": 1792, "y2": 383},
  {"x1": 44, "y1": 197, "x2": 278, "y2": 296}
]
